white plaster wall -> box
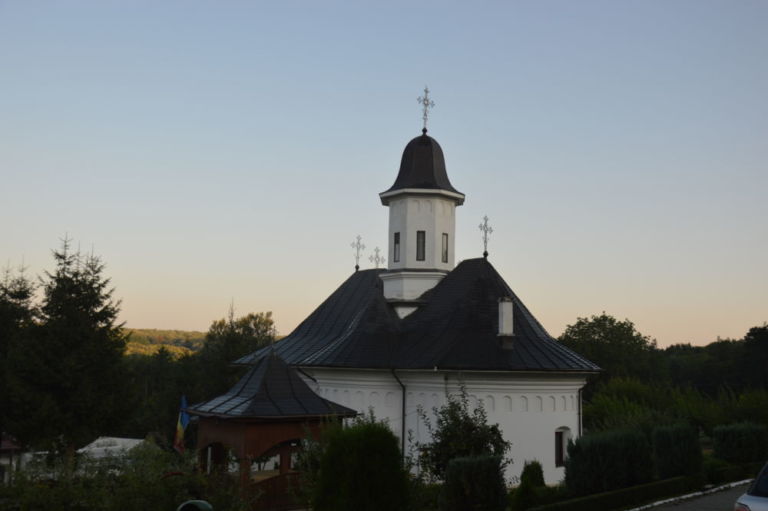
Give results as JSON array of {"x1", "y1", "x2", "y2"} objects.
[
  {"x1": 387, "y1": 196, "x2": 456, "y2": 271},
  {"x1": 301, "y1": 367, "x2": 586, "y2": 485},
  {"x1": 381, "y1": 271, "x2": 446, "y2": 301}
]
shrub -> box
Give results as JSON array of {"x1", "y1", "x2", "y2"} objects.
[
  {"x1": 564, "y1": 429, "x2": 653, "y2": 496},
  {"x1": 439, "y1": 455, "x2": 506, "y2": 511},
  {"x1": 510, "y1": 460, "x2": 547, "y2": 511},
  {"x1": 313, "y1": 418, "x2": 409, "y2": 511},
  {"x1": 1, "y1": 443, "x2": 250, "y2": 511},
  {"x1": 713, "y1": 422, "x2": 768, "y2": 463},
  {"x1": 530, "y1": 476, "x2": 699, "y2": 511},
  {"x1": 653, "y1": 423, "x2": 702, "y2": 479},
  {"x1": 520, "y1": 460, "x2": 545, "y2": 487},
  {"x1": 417, "y1": 387, "x2": 510, "y2": 481},
  {"x1": 702, "y1": 454, "x2": 763, "y2": 485},
  {"x1": 510, "y1": 479, "x2": 537, "y2": 511},
  {"x1": 410, "y1": 479, "x2": 442, "y2": 511}
]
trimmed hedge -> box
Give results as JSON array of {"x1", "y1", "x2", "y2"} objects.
[
  {"x1": 520, "y1": 460, "x2": 545, "y2": 487},
  {"x1": 439, "y1": 455, "x2": 506, "y2": 511},
  {"x1": 653, "y1": 424, "x2": 702, "y2": 479},
  {"x1": 528, "y1": 476, "x2": 699, "y2": 511},
  {"x1": 313, "y1": 420, "x2": 409, "y2": 511},
  {"x1": 713, "y1": 422, "x2": 768, "y2": 463},
  {"x1": 706, "y1": 460, "x2": 763, "y2": 485},
  {"x1": 565, "y1": 429, "x2": 653, "y2": 496},
  {"x1": 510, "y1": 484, "x2": 566, "y2": 511},
  {"x1": 510, "y1": 460, "x2": 547, "y2": 511}
]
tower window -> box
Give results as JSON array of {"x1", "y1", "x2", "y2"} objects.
[
  {"x1": 416, "y1": 231, "x2": 425, "y2": 261},
  {"x1": 393, "y1": 232, "x2": 400, "y2": 262},
  {"x1": 442, "y1": 233, "x2": 448, "y2": 263}
]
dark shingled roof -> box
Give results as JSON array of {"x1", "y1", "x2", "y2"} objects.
[
  {"x1": 188, "y1": 353, "x2": 358, "y2": 419},
  {"x1": 236, "y1": 258, "x2": 599, "y2": 374},
  {"x1": 381, "y1": 133, "x2": 463, "y2": 196}
]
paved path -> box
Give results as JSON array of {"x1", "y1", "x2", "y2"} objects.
[{"x1": 650, "y1": 483, "x2": 749, "y2": 511}]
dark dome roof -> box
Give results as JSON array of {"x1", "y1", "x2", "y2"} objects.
[{"x1": 382, "y1": 132, "x2": 463, "y2": 196}]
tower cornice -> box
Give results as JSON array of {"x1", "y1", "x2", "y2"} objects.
[{"x1": 379, "y1": 187, "x2": 465, "y2": 206}]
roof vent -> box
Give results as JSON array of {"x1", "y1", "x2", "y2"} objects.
[{"x1": 498, "y1": 297, "x2": 515, "y2": 350}]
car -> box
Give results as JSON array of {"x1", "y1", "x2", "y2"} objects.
[{"x1": 735, "y1": 462, "x2": 768, "y2": 511}]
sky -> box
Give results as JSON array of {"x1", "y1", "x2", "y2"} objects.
[{"x1": 1, "y1": 1, "x2": 766, "y2": 347}]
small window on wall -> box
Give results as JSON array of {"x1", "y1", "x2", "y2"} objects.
[
  {"x1": 416, "y1": 231, "x2": 425, "y2": 261},
  {"x1": 442, "y1": 233, "x2": 448, "y2": 263},
  {"x1": 393, "y1": 232, "x2": 400, "y2": 262},
  {"x1": 555, "y1": 427, "x2": 571, "y2": 467}
]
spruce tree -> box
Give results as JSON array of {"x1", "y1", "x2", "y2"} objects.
[
  {"x1": 6, "y1": 238, "x2": 127, "y2": 459},
  {"x1": 0, "y1": 265, "x2": 36, "y2": 445}
]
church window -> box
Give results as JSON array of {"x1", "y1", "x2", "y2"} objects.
[
  {"x1": 416, "y1": 231, "x2": 425, "y2": 261},
  {"x1": 393, "y1": 232, "x2": 400, "y2": 262},
  {"x1": 442, "y1": 233, "x2": 448, "y2": 263},
  {"x1": 555, "y1": 427, "x2": 571, "y2": 467}
]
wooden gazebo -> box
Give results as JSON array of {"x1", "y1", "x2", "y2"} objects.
[{"x1": 187, "y1": 352, "x2": 356, "y2": 504}]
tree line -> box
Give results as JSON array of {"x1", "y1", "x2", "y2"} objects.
[
  {"x1": 559, "y1": 313, "x2": 768, "y2": 434},
  {"x1": 2, "y1": 239, "x2": 765, "y2": 459},
  {"x1": 0, "y1": 239, "x2": 274, "y2": 459}
]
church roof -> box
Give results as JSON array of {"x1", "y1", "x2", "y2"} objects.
[
  {"x1": 381, "y1": 132, "x2": 464, "y2": 199},
  {"x1": 188, "y1": 352, "x2": 358, "y2": 420},
  {"x1": 236, "y1": 258, "x2": 600, "y2": 374}
]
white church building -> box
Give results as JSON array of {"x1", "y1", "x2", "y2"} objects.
[{"x1": 236, "y1": 122, "x2": 599, "y2": 484}]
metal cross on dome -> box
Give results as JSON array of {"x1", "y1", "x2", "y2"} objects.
[
  {"x1": 417, "y1": 86, "x2": 435, "y2": 133},
  {"x1": 479, "y1": 215, "x2": 493, "y2": 258},
  {"x1": 369, "y1": 247, "x2": 385, "y2": 269},
  {"x1": 351, "y1": 235, "x2": 365, "y2": 272}
]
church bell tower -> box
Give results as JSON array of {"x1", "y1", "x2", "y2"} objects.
[{"x1": 379, "y1": 90, "x2": 464, "y2": 315}]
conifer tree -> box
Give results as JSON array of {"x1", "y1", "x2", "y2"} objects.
[
  {"x1": 0, "y1": 265, "x2": 36, "y2": 444},
  {"x1": 6, "y1": 238, "x2": 127, "y2": 460}
]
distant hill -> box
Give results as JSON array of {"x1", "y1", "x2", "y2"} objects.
[{"x1": 124, "y1": 328, "x2": 207, "y2": 358}]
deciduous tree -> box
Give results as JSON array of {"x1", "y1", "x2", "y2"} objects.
[
  {"x1": 416, "y1": 386, "x2": 510, "y2": 481},
  {"x1": 559, "y1": 312, "x2": 664, "y2": 388}
]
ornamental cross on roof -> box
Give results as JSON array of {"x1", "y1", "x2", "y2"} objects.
[
  {"x1": 369, "y1": 247, "x2": 385, "y2": 269},
  {"x1": 351, "y1": 235, "x2": 365, "y2": 272},
  {"x1": 417, "y1": 86, "x2": 435, "y2": 133},
  {"x1": 479, "y1": 215, "x2": 493, "y2": 258}
]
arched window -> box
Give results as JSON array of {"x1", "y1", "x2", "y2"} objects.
[{"x1": 555, "y1": 427, "x2": 571, "y2": 467}]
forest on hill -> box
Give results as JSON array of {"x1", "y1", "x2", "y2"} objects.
[{"x1": 124, "y1": 328, "x2": 206, "y2": 357}]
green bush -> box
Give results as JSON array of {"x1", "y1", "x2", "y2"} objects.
[
  {"x1": 713, "y1": 422, "x2": 768, "y2": 463},
  {"x1": 702, "y1": 455, "x2": 763, "y2": 485},
  {"x1": 409, "y1": 480, "x2": 442, "y2": 511},
  {"x1": 439, "y1": 455, "x2": 506, "y2": 511},
  {"x1": 653, "y1": 424, "x2": 702, "y2": 479},
  {"x1": 417, "y1": 387, "x2": 510, "y2": 481},
  {"x1": 313, "y1": 418, "x2": 409, "y2": 511},
  {"x1": 520, "y1": 460, "x2": 545, "y2": 487},
  {"x1": 565, "y1": 429, "x2": 653, "y2": 496},
  {"x1": 510, "y1": 479, "x2": 537, "y2": 511},
  {"x1": 510, "y1": 460, "x2": 548, "y2": 511},
  {"x1": 0, "y1": 443, "x2": 250, "y2": 511},
  {"x1": 529, "y1": 476, "x2": 699, "y2": 511}
]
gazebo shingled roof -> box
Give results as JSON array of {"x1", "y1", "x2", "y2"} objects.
[{"x1": 188, "y1": 352, "x2": 357, "y2": 420}]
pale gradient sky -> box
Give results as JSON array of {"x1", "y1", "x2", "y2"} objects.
[{"x1": 1, "y1": 1, "x2": 766, "y2": 347}]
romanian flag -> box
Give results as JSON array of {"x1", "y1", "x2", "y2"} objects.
[{"x1": 173, "y1": 395, "x2": 190, "y2": 454}]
